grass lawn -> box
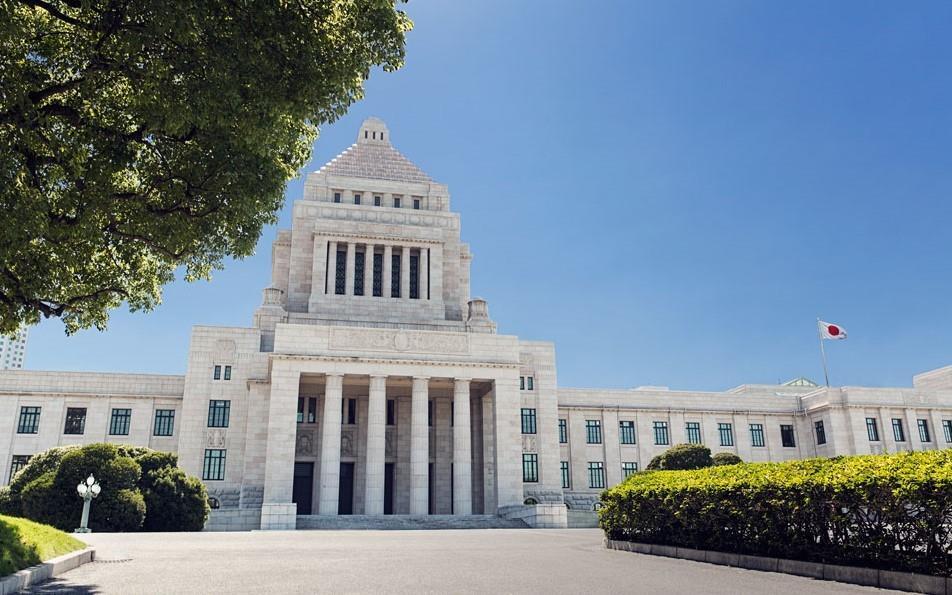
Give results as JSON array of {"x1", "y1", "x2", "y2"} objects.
[{"x1": 0, "y1": 514, "x2": 86, "y2": 576}]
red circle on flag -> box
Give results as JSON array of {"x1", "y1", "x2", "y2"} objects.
[{"x1": 827, "y1": 325, "x2": 840, "y2": 336}]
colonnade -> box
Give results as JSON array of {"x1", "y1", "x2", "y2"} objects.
[{"x1": 325, "y1": 241, "x2": 429, "y2": 300}]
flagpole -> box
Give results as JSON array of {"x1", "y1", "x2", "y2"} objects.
[{"x1": 817, "y1": 317, "x2": 830, "y2": 387}]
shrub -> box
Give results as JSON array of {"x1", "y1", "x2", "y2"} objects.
[
  {"x1": 0, "y1": 487, "x2": 12, "y2": 515},
  {"x1": 712, "y1": 452, "x2": 743, "y2": 466},
  {"x1": 6, "y1": 443, "x2": 206, "y2": 532},
  {"x1": 141, "y1": 466, "x2": 209, "y2": 532},
  {"x1": 646, "y1": 444, "x2": 713, "y2": 471},
  {"x1": 0, "y1": 514, "x2": 85, "y2": 575},
  {"x1": 600, "y1": 450, "x2": 952, "y2": 576}
]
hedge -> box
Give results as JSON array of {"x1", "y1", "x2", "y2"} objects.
[
  {"x1": 3, "y1": 443, "x2": 208, "y2": 532},
  {"x1": 646, "y1": 444, "x2": 714, "y2": 471},
  {"x1": 599, "y1": 450, "x2": 952, "y2": 576}
]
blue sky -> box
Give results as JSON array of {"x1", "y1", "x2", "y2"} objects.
[{"x1": 28, "y1": 1, "x2": 952, "y2": 390}]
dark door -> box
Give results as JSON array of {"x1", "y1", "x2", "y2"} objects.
[
  {"x1": 428, "y1": 463, "x2": 434, "y2": 515},
  {"x1": 339, "y1": 462, "x2": 355, "y2": 515},
  {"x1": 384, "y1": 463, "x2": 395, "y2": 515},
  {"x1": 292, "y1": 462, "x2": 314, "y2": 515}
]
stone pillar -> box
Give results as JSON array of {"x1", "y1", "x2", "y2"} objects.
[
  {"x1": 401, "y1": 246, "x2": 411, "y2": 301},
  {"x1": 318, "y1": 373, "x2": 344, "y2": 515},
  {"x1": 327, "y1": 240, "x2": 338, "y2": 295},
  {"x1": 345, "y1": 242, "x2": 356, "y2": 296},
  {"x1": 453, "y1": 378, "x2": 472, "y2": 515},
  {"x1": 410, "y1": 376, "x2": 430, "y2": 515},
  {"x1": 364, "y1": 375, "x2": 387, "y2": 515},
  {"x1": 383, "y1": 244, "x2": 392, "y2": 298},
  {"x1": 363, "y1": 244, "x2": 375, "y2": 298},
  {"x1": 492, "y1": 375, "x2": 523, "y2": 509},
  {"x1": 310, "y1": 237, "x2": 328, "y2": 301},
  {"x1": 419, "y1": 247, "x2": 429, "y2": 300},
  {"x1": 261, "y1": 365, "x2": 300, "y2": 529}
]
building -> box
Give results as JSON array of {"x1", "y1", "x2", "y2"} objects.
[
  {"x1": 1, "y1": 118, "x2": 951, "y2": 530},
  {"x1": 0, "y1": 327, "x2": 28, "y2": 370}
]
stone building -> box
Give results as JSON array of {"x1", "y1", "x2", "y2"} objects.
[
  {"x1": 0, "y1": 326, "x2": 28, "y2": 370},
  {"x1": 2, "y1": 118, "x2": 951, "y2": 530}
]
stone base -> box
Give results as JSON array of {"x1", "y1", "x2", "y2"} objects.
[
  {"x1": 204, "y1": 509, "x2": 263, "y2": 532},
  {"x1": 498, "y1": 504, "x2": 568, "y2": 528},
  {"x1": 259, "y1": 503, "x2": 297, "y2": 530},
  {"x1": 296, "y1": 514, "x2": 528, "y2": 530}
]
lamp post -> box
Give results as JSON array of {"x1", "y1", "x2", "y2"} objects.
[{"x1": 75, "y1": 474, "x2": 101, "y2": 533}]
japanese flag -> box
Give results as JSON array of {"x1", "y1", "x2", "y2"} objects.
[{"x1": 818, "y1": 320, "x2": 847, "y2": 340}]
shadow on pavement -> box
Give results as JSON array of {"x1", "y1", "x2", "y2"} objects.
[{"x1": 25, "y1": 578, "x2": 100, "y2": 594}]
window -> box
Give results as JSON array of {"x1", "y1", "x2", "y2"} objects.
[
  {"x1": 9, "y1": 455, "x2": 30, "y2": 483},
  {"x1": 622, "y1": 462, "x2": 638, "y2": 478},
  {"x1": 558, "y1": 419, "x2": 568, "y2": 444},
  {"x1": 519, "y1": 376, "x2": 525, "y2": 390},
  {"x1": 354, "y1": 251, "x2": 365, "y2": 296},
  {"x1": 393, "y1": 196, "x2": 401, "y2": 208},
  {"x1": 333, "y1": 192, "x2": 341, "y2": 203},
  {"x1": 588, "y1": 462, "x2": 605, "y2": 489},
  {"x1": 391, "y1": 253, "x2": 401, "y2": 297},
  {"x1": 527, "y1": 376, "x2": 534, "y2": 390},
  {"x1": 208, "y1": 400, "x2": 231, "y2": 428},
  {"x1": 372, "y1": 252, "x2": 383, "y2": 297},
  {"x1": 522, "y1": 453, "x2": 538, "y2": 483},
  {"x1": 521, "y1": 408, "x2": 537, "y2": 434},
  {"x1": 718, "y1": 423, "x2": 734, "y2": 447},
  {"x1": 213, "y1": 365, "x2": 221, "y2": 380},
  {"x1": 918, "y1": 419, "x2": 931, "y2": 443},
  {"x1": 336, "y1": 249, "x2": 347, "y2": 295},
  {"x1": 409, "y1": 252, "x2": 419, "y2": 299},
  {"x1": 653, "y1": 421, "x2": 669, "y2": 446},
  {"x1": 749, "y1": 423, "x2": 765, "y2": 447},
  {"x1": 203, "y1": 449, "x2": 226, "y2": 481},
  {"x1": 374, "y1": 195, "x2": 381, "y2": 207},
  {"x1": 354, "y1": 193, "x2": 361, "y2": 205},
  {"x1": 63, "y1": 407, "x2": 87, "y2": 435},
  {"x1": 343, "y1": 398, "x2": 357, "y2": 425},
  {"x1": 296, "y1": 397, "x2": 317, "y2": 424},
  {"x1": 560, "y1": 461, "x2": 570, "y2": 489},
  {"x1": 619, "y1": 421, "x2": 636, "y2": 445},
  {"x1": 815, "y1": 420, "x2": 827, "y2": 445},
  {"x1": 427, "y1": 399, "x2": 433, "y2": 427},
  {"x1": 892, "y1": 418, "x2": 906, "y2": 442},
  {"x1": 413, "y1": 198, "x2": 420, "y2": 210},
  {"x1": 585, "y1": 420, "x2": 602, "y2": 444},
  {"x1": 109, "y1": 408, "x2": 131, "y2": 436},
  {"x1": 866, "y1": 417, "x2": 880, "y2": 442},
  {"x1": 780, "y1": 424, "x2": 796, "y2": 448},
  {"x1": 943, "y1": 420, "x2": 952, "y2": 444},
  {"x1": 223, "y1": 365, "x2": 231, "y2": 381},
  {"x1": 685, "y1": 422, "x2": 702, "y2": 444},
  {"x1": 387, "y1": 399, "x2": 396, "y2": 426},
  {"x1": 154, "y1": 409, "x2": 175, "y2": 436}
]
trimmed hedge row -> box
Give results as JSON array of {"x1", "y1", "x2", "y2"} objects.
[{"x1": 600, "y1": 450, "x2": 952, "y2": 576}]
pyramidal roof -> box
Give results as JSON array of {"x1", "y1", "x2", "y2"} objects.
[{"x1": 316, "y1": 117, "x2": 434, "y2": 184}]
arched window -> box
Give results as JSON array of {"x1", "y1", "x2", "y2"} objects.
[{"x1": 523, "y1": 497, "x2": 539, "y2": 505}]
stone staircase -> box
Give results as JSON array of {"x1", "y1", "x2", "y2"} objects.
[{"x1": 295, "y1": 514, "x2": 529, "y2": 530}]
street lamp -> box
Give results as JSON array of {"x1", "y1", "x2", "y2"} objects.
[{"x1": 74, "y1": 474, "x2": 101, "y2": 533}]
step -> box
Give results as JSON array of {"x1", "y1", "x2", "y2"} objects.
[{"x1": 295, "y1": 514, "x2": 530, "y2": 530}]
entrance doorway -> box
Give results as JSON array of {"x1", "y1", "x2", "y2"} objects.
[
  {"x1": 292, "y1": 462, "x2": 314, "y2": 515},
  {"x1": 384, "y1": 463, "x2": 395, "y2": 515},
  {"x1": 339, "y1": 462, "x2": 355, "y2": 515}
]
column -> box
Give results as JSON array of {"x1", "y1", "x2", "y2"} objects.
[
  {"x1": 492, "y1": 375, "x2": 523, "y2": 509},
  {"x1": 309, "y1": 237, "x2": 328, "y2": 303},
  {"x1": 363, "y1": 244, "x2": 375, "y2": 298},
  {"x1": 453, "y1": 378, "x2": 472, "y2": 515},
  {"x1": 327, "y1": 240, "x2": 338, "y2": 295},
  {"x1": 382, "y1": 244, "x2": 392, "y2": 298},
  {"x1": 260, "y1": 365, "x2": 300, "y2": 529},
  {"x1": 318, "y1": 373, "x2": 344, "y2": 515},
  {"x1": 410, "y1": 376, "x2": 430, "y2": 515},
  {"x1": 344, "y1": 242, "x2": 356, "y2": 296},
  {"x1": 364, "y1": 375, "x2": 387, "y2": 515},
  {"x1": 420, "y1": 247, "x2": 429, "y2": 301},
  {"x1": 401, "y1": 245, "x2": 411, "y2": 301}
]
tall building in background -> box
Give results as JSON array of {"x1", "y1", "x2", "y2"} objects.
[{"x1": 0, "y1": 327, "x2": 28, "y2": 370}]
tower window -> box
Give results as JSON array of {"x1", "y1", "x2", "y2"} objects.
[
  {"x1": 393, "y1": 197, "x2": 401, "y2": 209},
  {"x1": 409, "y1": 253, "x2": 419, "y2": 299},
  {"x1": 374, "y1": 195, "x2": 381, "y2": 207},
  {"x1": 335, "y1": 249, "x2": 346, "y2": 295},
  {"x1": 391, "y1": 254, "x2": 401, "y2": 297},
  {"x1": 354, "y1": 193, "x2": 361, "y2": 205},
  {"x1": 354, "y1": 251, "x2": 365, "y2": 296},
  {"x1": 333, "y1": 192, "x2": 341, "y2": 203},
  {"x1": 413, "y1": 198, "x2": 421, "y2": 210}
]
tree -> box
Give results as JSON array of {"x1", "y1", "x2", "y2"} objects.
[
  {"x1": 645, "y1": 443, "x2": 713, "y2": 471},
  {"x1": 712, "y1": 452, "x2": 743, "y2": 466},
  {"x1": 0, "y1": 0, "x2": 411, "y2": 334}
]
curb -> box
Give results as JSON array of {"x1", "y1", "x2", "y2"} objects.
[
  {"x1": 0, "y1": 547, "x2": 96, "y2": 595},
  {"x1": 605, "y1": 539, "x2": 949, "y2": 595}
]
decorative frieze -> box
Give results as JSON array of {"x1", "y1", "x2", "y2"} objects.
[
  {"x1": 205, "y1": 429, "x2": 226, "y2": 448},
  {"x1": 330, "y1": 328, "x2": 469, "y2": 355}
]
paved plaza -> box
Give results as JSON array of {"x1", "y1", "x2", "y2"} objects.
[{"x1": 27, "y1": 529, "x2": 900, "y2": 594}]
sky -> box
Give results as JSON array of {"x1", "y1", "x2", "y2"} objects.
[{"x1": 27, "y1": 0, "x2": 952, "y2": 391}]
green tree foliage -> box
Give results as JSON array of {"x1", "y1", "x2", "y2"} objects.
[
  {"x1": 600, "y1": 451, "x2": 952, "y2": 576},
  {"x1": 711, "y1": 452, "x2": 743, "y2": 466},
  {"x1": 0, "y1": 0, "x2": 412, "y2": 334},
  {"x1": 644, "y1": 444, "x2": 713, "y2": 471},
  {"x1": 5, "y1": 443, "x2": 207, "y2": 532}
]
